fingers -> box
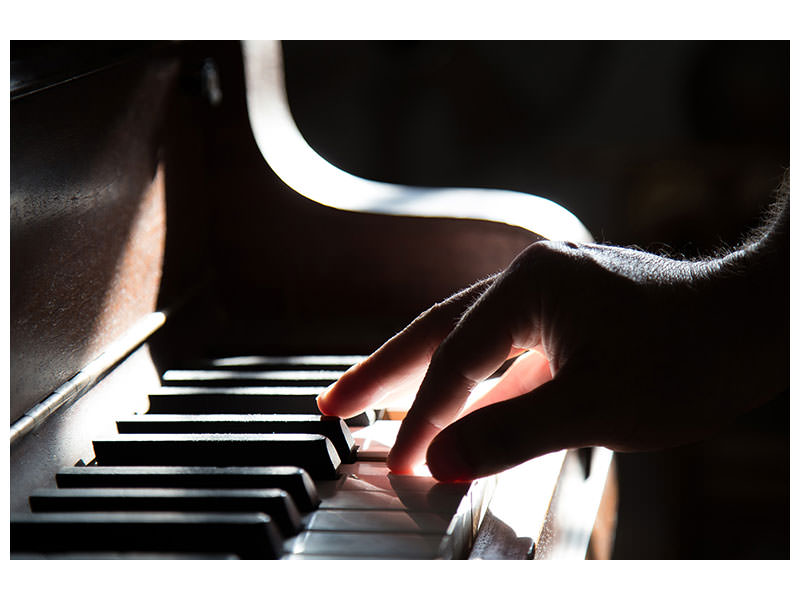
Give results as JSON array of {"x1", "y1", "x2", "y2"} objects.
[
  {"x1": 387, "y1": 259, "x2": 544, "y2": 474},
  {"x1": 426, "y1": 367, "x2": 596, "y2": 481},
  {"x1": 460, "y1": 348, "x2": 552, "y2": 417},
  {"x1": 317, "y1": 276, "x2": 498, "y2": 418}
]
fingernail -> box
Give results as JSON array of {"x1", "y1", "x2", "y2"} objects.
[{"x1": 426, "y1": 433, "x2": 474, "y2": 482}]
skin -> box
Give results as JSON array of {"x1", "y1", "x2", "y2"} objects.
[{"x1": 317, "y1": 189, "x2": 788, "y2": 482}]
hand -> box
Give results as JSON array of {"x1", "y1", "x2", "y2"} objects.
[{"x1": 318, "y1": 237, "x2": 788, "y2": 481}]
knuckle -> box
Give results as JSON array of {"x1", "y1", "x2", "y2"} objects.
[
  {"x1": 501, "y1": 240, "x2": 586, "y2": 311},
  {"x1": 512, "y1": 240, "x2": 583, "y2": 280}
]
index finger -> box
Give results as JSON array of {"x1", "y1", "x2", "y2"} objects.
[
  {"x1": 316, "y1": 276, "x2": 498, "y2": 419},
  {"x1": 387, "y1": 253, "x2": 542, "y2": 474}
]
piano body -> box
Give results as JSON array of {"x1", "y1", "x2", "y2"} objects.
[{"x1": 10, "y1": 40, "x2": 616, "y2": 559}]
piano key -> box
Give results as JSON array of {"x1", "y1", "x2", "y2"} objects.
[
  {"x1": 284, "y1": 530, "x2": 455, "y2": 559},
  {"x1": 311, "y1": 463, "x2": 490, "y2": 558},
  {"x1": 196, "y1": 355, "x2": 365, "y2": 370},
  {"x1": 338, "y1": 462, "x2": 472, "y2": 493},
  {"x1": 92, "y1": 433, "x2": 341, "y2": 480},
  {"x1": 319, "y1": 469, "x2": 473, "y2": 516},
  {"x1": 161, "y1": 369, "x2": 344, "y2": 387},
  {"x1": 56, "y1": 465, "x2": 320, "y2": 511},
  {"x1": 343, "y1": 411, "x2": 375, "y2": 427},
  {"x1": 148, "y1": 386, "x2": 325, "y2": 413},
  {"x1": 305, "y1": 509, "x2": 452, "y2": 534},
  {"x1": 10, "y1": 512, "x2": 283, "y2": 559},
  {"x1": 320, "y1": 459, "x2": 473, "y2": 499},
  {"x1": 116, "y1": 414, "x2": 356, "y2": 462},
  {"x1": 29, "y1": 488, "x2": 302, "y2": 536},
  {"x1": 351, "y1": 419, "x2": 403, "y2": 460},
  {"x1": 316, "y1": 489, "x2": 466, "y2": 513},
  {"x1": 146, "y1": 386, "x2": 375, "y2": 427}
]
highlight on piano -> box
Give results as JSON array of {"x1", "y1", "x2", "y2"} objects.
[{"x1": 10, "y1": 40, "x2": 787, "y2": 561}]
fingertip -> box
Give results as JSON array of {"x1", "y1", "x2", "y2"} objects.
[
  {"x1": 386, "y1": 452, "x2": 414, "y2": 475},
  {"x1": 315, "y1": 383, "x2": 337, "y2": 416},
  {"x1": 388, "y1": 414, "x2": 445, "y2": 475},
  {"x1": 316, "y1": 378, "x2": 370, "y2": 418},
  {"x1": 315, "y1": 399, "x2": 335, "y2": 417},
  {"x1": 426, "y1": 432, "x2": 475, "y2": 482}
]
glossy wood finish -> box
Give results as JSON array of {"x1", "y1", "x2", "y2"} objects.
[{"x1": 10, "y1": 47, "x2": 176, "y2": 422}]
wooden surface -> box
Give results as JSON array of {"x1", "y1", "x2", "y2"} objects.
[{"x1": 10, "y1": 49, "x2": 176, "y2": 423}]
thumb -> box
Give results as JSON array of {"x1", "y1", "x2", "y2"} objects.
[{"x1": 425, "y1": 368, "x2": 602, "y2": 481}]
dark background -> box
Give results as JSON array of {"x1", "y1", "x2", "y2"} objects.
[{"x1": 281, "y1": 40, "x2": 789, "y2": 559}]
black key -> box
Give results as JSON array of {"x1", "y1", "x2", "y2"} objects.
[
  {"x1": 193, "y1": 355, "x2": 364, "y2": 370},
  {"x1": 147, "y1": 387, "x2": 375, "y2": 427},
  {"x1": 10, "y1": 512, "x2": 282, "y2": 559},
  {"x1": 161, "y1": 369, "x2": 344, "y2": 387},
  {"x1": 117, "y1": 414, "x2": 356, "y2": 462},
  {"x1": 92, "y1": 433, "x2": 341, "y2": 480},
  {"x1": 56, "y1": 466, "x2": 320, "y2": 511},
  {"x1": 148, "y1": 387, "x2": 324, "y2": 414},
  {"x1": 29, "y1": 488, "x2": 302, "y2": 536},
  {"x1": 343, "y1": 411, "x2": 375, "y2": 427}
]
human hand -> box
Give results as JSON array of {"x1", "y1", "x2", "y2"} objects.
[{"x1": 318, "y1": 237, "x2": 787, "y2": 481}]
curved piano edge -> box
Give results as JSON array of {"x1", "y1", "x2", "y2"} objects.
[{"x1": 241, "y1": 40, "x2": 594, "y2": 245}]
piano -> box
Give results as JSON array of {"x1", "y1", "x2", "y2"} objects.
[{"x1": 10, "y1": 40, "x2": 616, "y2": 559}]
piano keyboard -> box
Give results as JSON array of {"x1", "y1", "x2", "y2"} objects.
[{"x1": 10, "y1": 355, "x2": 493, "y2": 560}]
